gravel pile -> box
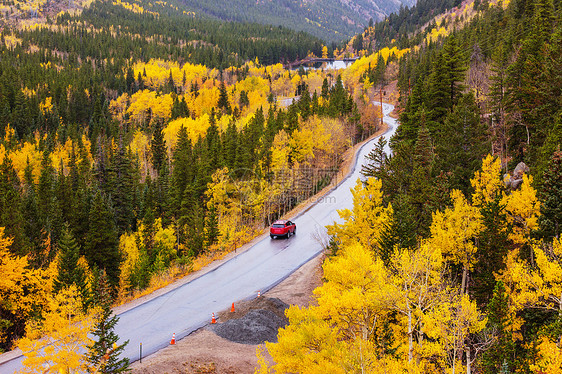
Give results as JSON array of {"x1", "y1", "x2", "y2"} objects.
[{"x1": 209, "y1": 297, "x2": 289, "y2": 344}]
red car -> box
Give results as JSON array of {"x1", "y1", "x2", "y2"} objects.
[{"x1": 270, "y1": 220, "x2": 296, "y2": 239}]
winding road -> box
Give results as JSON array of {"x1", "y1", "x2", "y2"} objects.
[{"x1": 0, "y1": 103, "x2": 398, "y2": 373}]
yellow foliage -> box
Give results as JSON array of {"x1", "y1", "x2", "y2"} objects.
[
  {"x1": 342, "y1": 47, "x2": 410, "y2": 89},
  {"x1": 235, "y1": 76, "x2": 269, "y2": 97},
  {"x1": 153, "y1": 220, "x2": 177, "y2": 259},
  {"x1": 530, "y1": 336, "x2": 562, "y2": 373},
  {"x1": 190, "y1": 86, "x2": 220, "y2": 117},
  {"x1": 17, "y1": 286, "x2": 98, "y2": 373},
  {"x1": 113, "y1": 0, "x2": 158, "y2": 16},
  {"x1": 10, "y1": 141, "x2": 42, "y2": 183},
  {"x1": 270, "y1": 130, "x2": 291, "y2": 173},
  {"x1": 133, "y1": 59, "x2": 182, "y2": 89},
  {"x1": 426, "y1": 26, "x2": 449, "y2": 43},
  {"x1": 314, "y1": 243, "x2": 392, "y2": 341},
  {"x1": 501, "y1": 174, "x2": 540, "y2": 245},
  {"x1": 271, "y1": 72, "x2": 293, "y2": 97},
  {"x1": 471, "y1": 154, "x2": 503, "y2": 207},
  {"x1": 430, "y1": 189, "x2": 483, "y2": 291},
  {"x1": 255, "y1": 346, "x2": 272, "y2": 374},
  {"x1": 388, "y1": 241, "x2": 450, "y2": 364},
  {"x1": 39, "y1": 96, "x2": 53, "y2": 115},
  {"x1": 163, "y1": 114, "x2": 211, "y2": 154},
  {"x1": 423, "y1": 293, "x2": 486, "y2": 370},
  {"x1": 4, "y1": 124, "x2": 15, "y2": 144},
  {"x1": 50, "y1": 137, "x2": 74, "y2": 173},
  {"x1": 267, "y1": 305, "x2": 346, "y2": 374},
  {"x1": 109, "y1": 92, "x2": 130, "y2": 123},
  {"x1": 288, "y1": 124, "x2": 315, "y2": 165},
  {"x1": 327, "y1": 178, "x2": 392, "y2": 250},
  {"x1": 0, "y1": 228, "x2": 55, "y2": 346},
  {"x1": 128, "y1": 129, "x2": 150, "y2": 175},
  {"x1": 127, "y1": 90, "x2": 173, "y2": 125},
  {"x1": 21, "y1": 87, "x2": 36, "y2": 98},
  {"x1": 119, "y1": 231, "x2": 139, "y2": 291},
  {"x1": 3, "y1": 34, "x2": 22, "y2": 50},
  {"x1": 503, "y1": 238, "x2": 562, "y2": 315}
]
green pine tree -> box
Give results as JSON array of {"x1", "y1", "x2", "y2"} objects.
[
  {"x1": 85, "y1": 191, "x2": 121, "y2": 292},
  {"x1": 54, "y1": 224, "x2": 90, "y2": 309},
  {"x1": 361, "y1": 136, "x2": 388, "y2": 180},
  {"x1": 204, "y1": 204, "x2": 220, "y2": 247},
  {"x1": 87, "y1": 270, "x2": 130, "y2": 373},
  {"x1": 537, "y1": 149, "x2": 562, "y2": 240},
  {"x1": 217, "y1": 80, "x2": 231, "y2": 115},
  {"x1": 151, "y1": 120, "x2": 167, "y2": 173},
  {"x1": 479, "y1": 281, "x2": 516, "y2": 373},
  {"x1": 171, "y1": 126, "x2": 193, "y2": 217}
]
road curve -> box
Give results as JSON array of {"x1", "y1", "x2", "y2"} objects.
[{"x1": 0, "y1": 103, "x2": 398, "y2": 373}]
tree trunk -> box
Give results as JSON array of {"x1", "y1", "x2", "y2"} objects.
[
  {"x1": 462, "y1": 265, "x2": 468, "y2": 294},
  {"x1": 452, "y1": 348, "x2": 456, "y2": 374},
  {"x1": 408, "y1": 303, "x2": 413, "y2": 363},
  {"x1": 466, "y1": 346, "x2": 471, "y2": 374}
]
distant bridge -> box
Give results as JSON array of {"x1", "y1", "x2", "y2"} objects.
[{"x1": 285, "y1": 57, "x2": 359, "y2": 69}]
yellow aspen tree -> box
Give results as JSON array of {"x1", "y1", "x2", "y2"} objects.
[
  {"x1": 501, "y1": 174, "x2": 540, "y2": 247},
  {"x1": 503, "y1": 238, "x2": 562, "y2": 314},
  {"x1": 17, "y1": 285, "x2": 99, "y2": 373},
  {"x1": 530, "y1": 336, "x2": 562, "y2": 374},
  {"x1": 271, "y1": 130, "x2": 291, "y2": 173},
  {"x1": 0, "y1": 228, "x2": 52, "y2": 348},
  {"x1": 388, "y1": 241, "x2": 447, "y2": 365},
  {"x1": 327, "y1": 178, "x2": 393, "y2": 253},
  {"x1": 322, "y1": 45, "x2": 328, "y2": 59},
  {"x1": 0, "y1": 228, "x2": 30, "y2": 347},
  {"x1": 288, "y1": 125, "x2": 315, "y2": 165},
  {"x1": 267, "y1": 305, "x2": 346, "y2": 374},
  {"x1": 423, "y1": 293, "x2": 486, "y2": 374},
  {"x1": 430, "y1": 190, "x2": 483, "y2": 293},
  {"x1": 470, "y1": 154, "x2": 503, "y2": 208},
  {"x1": 126, "y1": 89, "x2": 157, "y2": 126},
  {"x1": 118, "y1": 231, "x2": 139, "y2": 292},
  {"x1": 314, "y1": 243, "x2": 392, "y2": 342},
  {"x1": 340, "y1": 338, "x2": 423, "y2": 374},
  {"x1": 266, "y1": 243, "x2": 396, "y2": 373}
]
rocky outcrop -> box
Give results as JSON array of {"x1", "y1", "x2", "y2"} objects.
[{"x1": 504, "y1": 162, "x2": 530, "y2": 190}]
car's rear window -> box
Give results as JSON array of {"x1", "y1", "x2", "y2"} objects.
[{"x1": 272, "y1": 224, "x2": 285, "y2": 228}]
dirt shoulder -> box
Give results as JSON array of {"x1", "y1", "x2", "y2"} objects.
[{"x1": 130, "y1": 255, "x2": 324, "y2": 373}]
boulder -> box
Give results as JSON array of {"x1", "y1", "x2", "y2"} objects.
[{"x1": 505, "y1": 162, "x2": 530, "y2": 190}]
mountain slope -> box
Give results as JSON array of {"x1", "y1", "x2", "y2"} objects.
[{"x1": 175, "y1": 0, "x2": 417, "y2": 42}]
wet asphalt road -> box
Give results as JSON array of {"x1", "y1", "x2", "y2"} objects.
[{"x1": 0, "y1": 103, "x2": 397, "y2": 372}]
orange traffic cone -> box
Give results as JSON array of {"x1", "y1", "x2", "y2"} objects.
[
  {"x1": 231, "y1": 302, "x2": 235, "y2": 313},
  {"x1": 170, "y1": 333, "x2": 176, "y2": 345},
  {"x1": 257, "y1": 290, "x2": 261, "y2": 298},
  {"x1": 211, "y1": 313, "x2": 217, "y2": 324}
]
